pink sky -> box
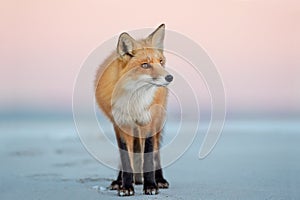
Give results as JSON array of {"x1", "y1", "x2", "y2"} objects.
[{"x1": 1, "y1": 0, "x2": 299, "y2": 114}]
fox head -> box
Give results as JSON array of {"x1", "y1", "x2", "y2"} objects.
[{"x1": 116, "y1": 24, "x2": 173, "y2": 88}]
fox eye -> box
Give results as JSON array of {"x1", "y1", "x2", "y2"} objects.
[
  {"x1": 141, "y1": 63, "x2": 151, "y2": 69},
  {"x1": 160, "y1": 59, "x2": 164, "y2": 65}
]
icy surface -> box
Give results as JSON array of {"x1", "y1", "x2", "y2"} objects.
[{"x1": 1, "y1": 117, "x2": 300, "y2": 199}]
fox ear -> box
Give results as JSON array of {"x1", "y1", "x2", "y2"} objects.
[
  {"x1": 117, "y1": 32, "x2": 136, "y2": 57},
  {"x1": 147, "y1": 24, "x2": 165, "y2": 50}
]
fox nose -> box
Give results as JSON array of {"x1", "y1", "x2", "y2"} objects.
[{"x1": 165, "y1": 75, "x2": 173, "y2": 82}]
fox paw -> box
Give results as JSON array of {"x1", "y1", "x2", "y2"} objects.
[
  {"x1": 143, "y1": 183, "x2": 159, "y2": 195},
  {"x1": 109, "y1": 180, "x2": 121, "y2": 190},
  {"x1": 156, "y1": 178, "x2": 169, "y2": 189},
  {"x1": 118, "y1": 186, "x2": 134, "y2": 196}
]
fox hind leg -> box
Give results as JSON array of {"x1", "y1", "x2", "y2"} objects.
[
  {"x1": 109, "y1": 170, "x2": 122, "y2": 190},
  {"x1": 133, "y1": 137, "x2": 143, "y2": 185}
]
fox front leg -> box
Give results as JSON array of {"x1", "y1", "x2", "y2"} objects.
[
  {"x1": 143, "y1": 136, "x2": 159, "y2": 195},
  {"x1": 155, "y1": 160, "x2": 169, "y2": 189},
  {"x1": 154, "y1": 133, "x2": 169, "y2": 189},
  {"x1": 115, "y1": 127, "x2": 135, "y2": 196}
]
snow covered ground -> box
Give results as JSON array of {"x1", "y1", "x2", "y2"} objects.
[{"x1": 1, "y1": 116, "x2": 300, "y2": 199}]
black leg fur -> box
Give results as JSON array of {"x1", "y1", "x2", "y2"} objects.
[
  {"x1": 117, "y1": 138, "x2": 134, "y2": 196},
  {"x1": 109, "y1": 170, "x2": 122, "y2": 190},
  {"x1": 143, "y1": 137, "x2": 158, "y2": 195},
  {"x1": 133, "y1": 137, "x2": 143, "y2": 185},
  {"x1": 154, "y1": 151, "x2": 169, "y2": 189},
  {"x1": 155, "y1": 168, "x2": 169, "y2": 189}
]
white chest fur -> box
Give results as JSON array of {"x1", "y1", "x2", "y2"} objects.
[{"x1": 112, "y1": 79, "x2": 157, "y2": 127}]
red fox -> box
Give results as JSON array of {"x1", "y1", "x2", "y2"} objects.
[{"x1": 95, "y1": 24, "x2": 173, "y2": 196}]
